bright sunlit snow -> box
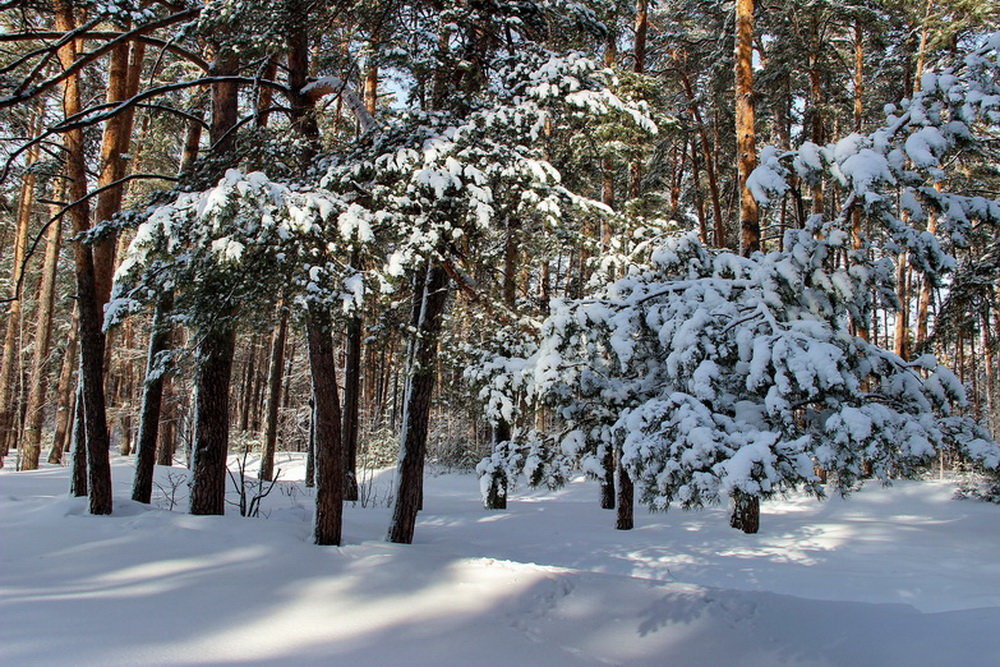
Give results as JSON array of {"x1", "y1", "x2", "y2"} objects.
[{"x1": 2, "y1": 455, "x2": 999, "y2": 666}]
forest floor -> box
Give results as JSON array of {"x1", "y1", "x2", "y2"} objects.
[{"x1": 2, "y1": 453, "x2": 999, "y2": 666}]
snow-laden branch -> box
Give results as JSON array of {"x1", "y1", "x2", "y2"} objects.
[{"x1": 302, "y1": 76, "x2": 376, "y2": 134}]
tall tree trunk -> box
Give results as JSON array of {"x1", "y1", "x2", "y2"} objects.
[
  {"x1": 259, "y1": 307, "x2": 288, "y2": 482},
  {"x1": 284, "y1": 0, "x2": 345, "y2": 539},
  {"x1": 20, "y1": 199, "x2": 63, "y2": 469},
  {"x1": 388, "y1": 264, "x2": 450, "y2": 544},
  {"x1": 132, "y1": 110, "x2": 199, "y2": 488},
  {"x1": 678, "y1": 66, "x2": 725, "y2": 247},
  {"x1": 155, "y1": 374, "x2": 176, "y2": 466},
  {"x1": 912, "y1": 10, "x2": 937, "y2": 351},
  {"x1": 0, "y1": 127, "x2": 38, "y2": 463},
  {"x1": 92, "y1": 41, "x2": 135, "y2": 307},
  {"x1": 735, "y1": 0, "x2": 759, "y2": 255},
  {"x1": 132, "y1": 292, "x2": 174, "y2": 503},
  {"x1": 850, "y1": 21, "x2": 870, "y2": 341},
  {"x1": 56, "y1": 0, "x2": 113, "y2": 514},
  {"x1": 894, "y1": 259, "x2": 910, "y2": 359},
  {"x1": 627, "y1": 0, "x2": 649, "y2": 200},
  {"x1": 48, "y1": 332, "x2": 78, "y2": 464},
  {"x1": 188, "y1": 41, "x2": 239, "y2": 514},
  {"x1": 305, "y1": 397, "x2": 315, "y2": 488},
  {"x1": 807, "y1": 22, "x2": 825, "y2": 217},
  {"x1": 188, "y1": 326, "x2": 236, "y2": 514},
  {"x1": 853, "y1": 22, "x2": 865, "y2": 132},
  {"x1": 308, "y1": 308, "x2": 345, "y2": 545},
  {"x1": 69, "y1": 384, "x2": 87, "y2": 496},
  {"x1": 342, "y1": 306, "x2": 363, "y2": 501}
]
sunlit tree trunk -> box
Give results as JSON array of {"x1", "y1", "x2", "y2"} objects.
[
  {"x1": 735, "y1": 0, "x2": 759, "y2": 255},
  {"x1": 0, "y1": 120, "x2": 39, "y2": 463},
  {"x1": 20, "y1": 197, "x2": 63, "y2": 469},
  {"x1": 56, "y1": 0, "x2": 113, "y2": 514}
]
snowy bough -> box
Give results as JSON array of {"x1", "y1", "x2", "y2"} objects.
[{"x1": 471, "y1": 36, "x2": 1000, "y2": 532}]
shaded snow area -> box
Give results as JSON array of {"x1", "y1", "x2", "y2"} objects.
[{"x1": 2, "y1": 455, "x2": 1000, "y2": 666}]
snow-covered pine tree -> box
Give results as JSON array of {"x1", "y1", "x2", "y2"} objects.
[{"x1": 472, "y1": 34, "x2": 1000, "y2": 533}]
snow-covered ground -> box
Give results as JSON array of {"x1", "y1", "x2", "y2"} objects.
[{"x1": 2, "y1": 453, "x2": 999, "y2": 666}]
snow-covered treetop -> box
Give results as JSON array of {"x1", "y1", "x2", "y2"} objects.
[
  {"x1": 473, "y1": 229, "x2": 999, "y2": 511},
  {"x1": 320, "y1": 49, "x2": 655, "y2": 290},
  {"x1": 109, "y1": 169, "x2": 368, "y2": 331},
  {"x1": 468, "y1": 37, "x2": 1000, "y2": 510},
  {"x1": 749, "y1": 34, "x2": 1000, "y2": 277}
]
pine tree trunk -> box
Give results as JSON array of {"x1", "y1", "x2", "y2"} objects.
[
  {"x1": 894, "y1": 258, "x2": 910, "y2": 359},
  {"x1": 132, "y1": 292, "x2": 173, "y2": 503},
  {"x1": 56, "y1": 0, "x2": 113, "y2": 515},
  {"x1": 342, "y1": 309, "x2": 363, "y2": 501},
  {"x1": 730, "y1": 490, "x2": 760, "y2": 534},
  {"x1": 48, "y1": 332, "x2": 78, "y2": 464},
  {"x1": 678, "y1": 67, "x2": 725, "y2": 247},
  {"x1": 92, "y1": 41, "x2": 131, "y2": 307},
  {"x1": 305, "y1": 397, "x2": 315, "y2": 488},
  {"x1": 259, "y1": 307, "x2": 288, "y2": 482},
  {"x1": 853, "y1": 22, "x2": 865, "y2": 131},
  {"x1": 388, "y1": 264, "x2": 450, "y2": 544},
  {"x1": 308, "y1": 308, "x2": 345, "y2": 545},
  {"x1": 70, "y1": 384, "x2": 87, "y2": 496},
  {"x1": 187, "y1": 35, "x2": 240, "y2": 513},
  {"x1": 156, "y1": 375, "x2": 176, "y2": 466},
  {"x1": 485, "y1": 420, "x2": 509, "y2": 510},
  {"x1": 627, "y1": 0, "x2": 649, "y2": 200},
  {"x1": 188, "y1": 326, "x2": 236, "y2": 515},
  {"x1": 20, "y1": 201, "x2": 63, "y2": 470},
  {"x1": 615, "y1": 453, "x2": 634, "y2": 530},
  {"x1": 808, "y1": 25, "x2": 825, "y2": 216},
  {"x1": 238, "y1": 338, "x2": 257, "y2": 433},
  {"x1": 735, "y1": 0, "x2": 759, "y2": 255},
  {"x1": 0, "y1": 129, "x2": 38, "y2": 463}
]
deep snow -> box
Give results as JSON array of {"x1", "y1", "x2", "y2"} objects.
[{"x1": 2, "y1": 453, "x2": 999, "y2": 665}]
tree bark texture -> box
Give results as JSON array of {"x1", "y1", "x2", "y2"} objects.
[
  {"x1": 308, "y1": 309, "x2": 344, "y2": 545},
  {"x1": 388, "y1": 264, "x2": 450, "y2": 544},
  {"x1": 48, "y1": 332, "x2": 78, "y2": 464},
  {"x1": 132, "y1": 292, "x2": 174, "y2": 503},
  {"x1": 259, "y1": 307, "x2": 288, "y2": 482},
  {"x1": 69, "y1": 383, "x2": 87, "y2": 497},
  {"x1": 20, "y1": 203, "x2": 63, "y2": 469},
  {"x1": 730, "y1": 490, "x2": 760, "y2": 534},
  {"x1": 56, "y1": 0, "x2": 113, "y2": 514},
  {"x1": 615, "y1": 454, "x2": 634, "y2": 530},
  {"x1": 342, "y1": 311, "x2": 363, "y2": 500},
  {"x1": 188, "y1": 326, "x2": 236, "y2": 515},
  {"x1": 0, "y1": 131, "x2": 37, "y2": 462},
  {"x1": 735, "y1": 0, "x2": 760, "y2": 255}
]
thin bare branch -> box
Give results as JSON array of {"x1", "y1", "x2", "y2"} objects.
[{"x1": 0, "y1": 8, "x2": 200, "y2": 110}]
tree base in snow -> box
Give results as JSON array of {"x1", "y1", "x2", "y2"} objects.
[
  {"x1": 484, "y1": 474, "x2": 507, "y2": 510},
  {"x1": 730, "y1": 491, "x2": 760, "y2": 534}
]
